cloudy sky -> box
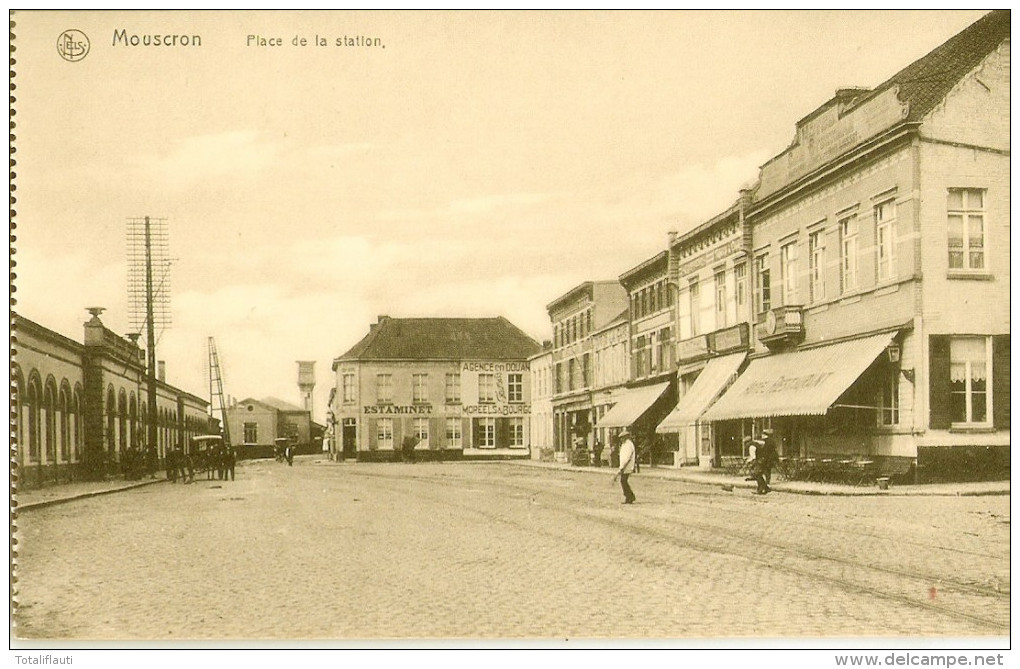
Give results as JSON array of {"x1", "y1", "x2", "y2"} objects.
[{"x1": 14, "y1": 10, "x2": 987, "y2": 418}]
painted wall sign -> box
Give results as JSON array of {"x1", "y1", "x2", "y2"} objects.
[
  {"x1": 462, "y1": 361, "x2": 530, "y2": 372},
  {"x1": 463, "y1": 404, "x2": 531, "y2": 416},
  {"x1": 363, "y1": 404, "x2": 433, "y2": 415}
]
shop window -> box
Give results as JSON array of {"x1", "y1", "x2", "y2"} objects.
[
  {"x1": 509, "y1": 417, "x2": 524, "y2": 448},
  {"x1": 875, "y1": 200, "x2": 897, "y2": 281},
  {"x1": 930, "y1": 335, "x2": 1008, "y2": 429},
  {"x1": 478, "y1": 418, "x2": 496, "y2": 448},
  {"x1": 413, "y1": 417, "x2": 429, "y2": 449},
  {"x1": 445, "y1": 417, "x2": 462, "y2": 448},
  {"x1": 950, "y1": 337, "x2": 990, "y2": 425},
  {"x1": 479, "y1": 373, "x2": 496, "y2": 403},
  {"x1": 445, "y1": 373, "x2": 461, "y2": 403},
  {"x1": 377, "y1": 418, "x2": 394, "y2": 449},
  {"x1": 809, "y1": 229, "x2": 826, "y2": 302},
  {"x1": 947, "y1": 188, "x2": 986, "y2": 272},
  {"x1": 839, "y1": 214, "x2": 859, "y2": 293},
  {"x1": 376, "y1": 374, "x2": 392, "y2": 404},
  {"x1": 877, "y1": 369, "x2": 899, "y2": 426}
]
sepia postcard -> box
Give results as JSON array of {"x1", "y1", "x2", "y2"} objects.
[{"x1": 9, "y1": 9, "x2": 1010, "y2": 661}]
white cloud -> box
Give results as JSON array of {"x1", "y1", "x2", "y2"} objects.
[{"x1": 132, "y1": 131, "x2": 285, "y2": 189}]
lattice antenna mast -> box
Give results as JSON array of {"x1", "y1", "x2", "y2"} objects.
[
  {"x1": 126, "y1": 216, "x2": 171, "y2": 464},
  {"x1": 208, "y1": 337, "x2": 231, "y2": 447}
]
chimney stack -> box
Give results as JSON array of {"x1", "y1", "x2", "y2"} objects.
[{"x1": 157, "y1": 360, "x2": 166, "y2": 382}]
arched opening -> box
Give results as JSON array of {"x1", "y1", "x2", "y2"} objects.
[
  {"x1": 73, "y1": 384, "x2": 84, "y2": 462},
  {"x1": 117, "y1": 389, "x2": 128, "y2": 458},
  {"x1": 59, "y1": 380, "x2": 72, "y2": 464},
  {"x1": 106, "y1": 385, "x2": 117, "y2": 464},
  {"x1": 26, "y1": 372, "x2": 42, "y2": 464},
  {"x1": 129, "y1": 393, "x2": 138, "y2": 451},
  {"x1": 44, "y1": 376, "x2": 57, "y2": 466},
  {"x1": 12, "y1": 365, "x2": 23, "y2": 459}
]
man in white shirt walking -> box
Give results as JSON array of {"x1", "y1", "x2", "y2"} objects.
[{"x1": 612, "y1": 429, "x2": 637, "y2": 504}]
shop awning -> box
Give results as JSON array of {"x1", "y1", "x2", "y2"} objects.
[
  {"x1": 596, "y1": 382, "x2": 670, "y2": 428},
  {"x1": 657, "y1": 352, "x2": 746, "y2": 432},
  {"x1": 701, "y1": 333, "x2": 896, "y2": 421}
]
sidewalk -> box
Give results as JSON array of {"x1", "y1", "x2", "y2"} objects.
[
  {"x1": 15, "y1": 476, "x2": 169, "y2": 511},
  {"x1": 512, "y1": 459, "x2": 1010, "y2": 497}
]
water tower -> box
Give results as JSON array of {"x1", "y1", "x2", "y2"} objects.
[{"x1": 297, "y1": 361, "x2": 316, "y2": 415}]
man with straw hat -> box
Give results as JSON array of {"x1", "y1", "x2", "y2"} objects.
[{"x1": 612, "y1": 428, "x2": 637, "y2": 504}]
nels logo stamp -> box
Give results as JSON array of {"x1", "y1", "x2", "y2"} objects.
[{"x1": 57, "y1": 29, "x2": 90, "y2": 62}]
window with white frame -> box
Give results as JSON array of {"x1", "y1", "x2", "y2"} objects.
[
  {"x1": 412, "y1": 373, "x2": 429, "y2": 404},
  {"x1": 875, "y1": 200, "x2": 897, "y2": 281},
  {"x1": 445, "y1": 373, "x2": 461, "y2": 403},
  {"x1": 478, "y1": 373, "x2": 495, "y2": 403},
  {"x1": 947, "y1": 188, "x2": 986, "y2": 271},
  {"x1": 445, "y1": 417, "x2": 462, "y2": 448},
  {"x1": 781, "y1": 240, "x2": 798, "y2": 305},
  {"x1": 839, "y1": 214, "x2": 859, "y2": 293},
  {"x1": 714, "y1": 268, "x2": 727, "y2": 327},
  {"x1": 413, "y1": 417, "x2": 429, "y2": 449},
  {"x1": 478, "y1": 418, "x2": 496, "y2": 448},
  {"x1": 377, "y1": 418, "x2": 394, "y2": 449},
  {"x1": 734, "y1": 262, "x2": 747, "y2": 311},
  {"x1": 342, "y1": 373, "x2": 356, "y2": 403},
  {"x1": 950, "y1": 337, "x2": 990, "y2": 425},
  {"x1": 754, "y1": 253, "x2": 770, "y2": 314},
  {"x1": 376, "y1": 374, "x2": 392, "y2": 404},
  {"x1": 509, "y1": 417, "x2": 524, "y2": 448},
  {"x1": 877, "y1": 369, "x2": 899, "y2": 426},
  {"x1": 809, "y1": 229, "x2": 826, "y2": 302},
  {"x1": 508, "y1": 373, "x2": 523, "y2": 403}
]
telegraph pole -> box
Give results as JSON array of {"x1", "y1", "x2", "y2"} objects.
[
  {"x1": 144, "y1": 215, "x2": 158, "y2": 469},
  {"x1": 127, "y1": 215, "x2": 170, "y2": 471}
]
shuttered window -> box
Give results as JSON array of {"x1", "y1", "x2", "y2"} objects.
[{"x1": 930, "y1": 335, "x2": 1003, "y2": 429}]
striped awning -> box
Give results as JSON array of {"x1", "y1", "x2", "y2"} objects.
[
  {"x1": 596, "y1": 382, "x2": 671, "y2": 428},
  {"x1": 701, "y1": 333, "x2": 896, "y2": 422},
  {"x1": 657, "y1": 352, "x2": 746, "y2": 432}
]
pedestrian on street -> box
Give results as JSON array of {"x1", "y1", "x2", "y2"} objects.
[
  {"x1": 593, "y1": 439, "x2": 604, "y2": 468},
  {"x1": 224, "y1": 445, "x2": 236, "y2": 481},
  {"x1": 751, "y1": 435, "x2": 769, "y2": 494},
  {"x1": 612, "y1": 428, "x2": 637, "y2": 504},
  {"x1": 759, "y1": 429, "x2": 778, "y2": 492},
  {"x1": 175, "y1": 445, "x2": 187, "y2": 483},
  {"x1": 184, "y1": 451, "x2": 195, "y2": 483}
]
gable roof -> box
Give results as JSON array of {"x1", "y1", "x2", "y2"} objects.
[
  {"x1": 335, "y1": 316, "x2": 542, "y2": 363},
  {"x1": 233, "y1": 397, "x2": 306, "y2": 414},
  {"x1": 260, "y1": 396, "x2": 307, "y2": 413},
  {"x1": 858, "y1": 10, "x2": 1009, "y2": 122}
]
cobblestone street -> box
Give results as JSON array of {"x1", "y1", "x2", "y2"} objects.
[{"x1": 13, "y1": 458, "x2": 1010, "y2": 640}]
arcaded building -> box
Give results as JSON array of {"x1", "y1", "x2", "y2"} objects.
[
  {"x1": 331, "y1": 316, "x2": 542, "y2": 462},
  {"x1": 13, "y1": 311, "x2": 212, "y2": 488}
]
